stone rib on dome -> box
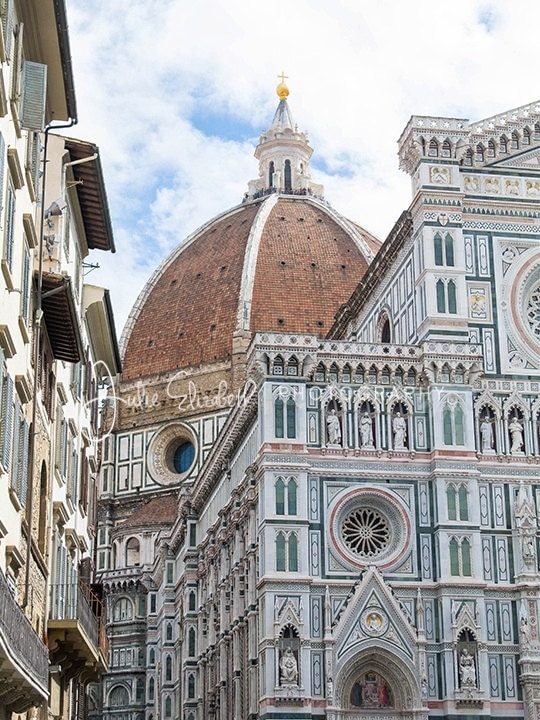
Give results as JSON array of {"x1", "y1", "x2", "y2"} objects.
[{"x1": 120, "y1": 195, "x2": 381, "y2": 381}]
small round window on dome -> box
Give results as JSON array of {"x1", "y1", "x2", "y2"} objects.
[
  {"x1": 173, "y1": 441, "x2": 195, "y2": 474},
  {"x1": 148, "y1": 423, "x2": 198, "y2": 486}
]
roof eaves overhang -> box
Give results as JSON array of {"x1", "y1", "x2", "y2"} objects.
[
  {"x1": 19, "y1": 0, "x2": 77, "y2": 122},
  {"x1": 83, "y1": 285, "x2": 122, "y2": 374},
  {"x1": 64, "y1": 137, "x2": 115, "y2": 253},
  {"x1": 40, "y1": 271, "x2": 83, "y2": 363}
]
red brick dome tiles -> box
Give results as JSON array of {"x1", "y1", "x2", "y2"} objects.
[{"x1": 120, "y1": 195, "x2": 380, "y2": 380}]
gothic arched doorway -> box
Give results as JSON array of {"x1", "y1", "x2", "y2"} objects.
[{"x1": 334, "y1": 650, "x2": 426, "y2": 720}]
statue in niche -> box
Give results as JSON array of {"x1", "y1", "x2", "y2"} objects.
[
  {"x1": 360, "y1": 412, "x2": 374, "y2": 448},
  {"x1": 280, "y1": 647, "x2": 298, "y2": 685},
  {"x1": 459, "y1": 649, "x2": 476, "y2": 688},
  {"x1": 523, "y1": 534, "x2": 536, "y2": 560},
  {"x1": 509, "y1": 415, "x2": 524, "y2": 454},
  {"x1": 520, "y1": 616, "x2": 532, "y2": 649},
  {"x1": 326, "y1": 408, "x2": 341, "y2": 446},
  {"x1": 480, "y1": 414, "x2": 494, "y2": 453},
  {"x1": 392, "y1": 411, "x2": 407, "y2": 449}
]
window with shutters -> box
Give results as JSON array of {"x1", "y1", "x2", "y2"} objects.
[
  {"x1": 25, "y1": 131, "x2": 40, "y2": 199},
  {"x1": 10, "y1": 21, "x2": 23, "y2": 105},
  {"x1": 20, "y1": 241, "x2": 30, "y2": 329},
  {"x1": 2, "y1": 181, "x2": 15, "y2": 275},
  {"x1": 0, "y1": 0, "x2": 14, "y2": 62},
  {"x1": 0, "y1": 369, "x2": 14, "y2": 473},
  {"x1": 10, "y1": 400, "x2": 28, "y2": 507}
]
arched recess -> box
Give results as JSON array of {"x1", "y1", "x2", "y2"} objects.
[
  {"x1": 376, "y1": 309, "x2": 392, "y2": 344},
  {"x1": 335, "y1": 648, "x2": 424, "y2": 717}
]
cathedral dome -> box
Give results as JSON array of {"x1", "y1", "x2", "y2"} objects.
[{"x1": 120, "y1": 89, "x2": 381, "y2": 381}]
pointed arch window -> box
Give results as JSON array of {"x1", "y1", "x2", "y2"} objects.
[
  {"x1": 276, "y1": 477, "x2": 285, "y2": 514},
  {"x1": 450, "y1": 537, "x2": 472, "y2": 576},
  {"x1": 436, "y1": 280, "x2": 446, "y2": 312},
  {"x1": 476, "y1": 144, "x2": 485, "y2": 163},
  {"x1": 447, "y1": 483, "x2": 468, "y2": 521},
  {"x1": 436, "y1": 279, "x2": 458, "y2": 314},
  {"x1": 443, "y1": 396, "x2": 464, "y2": 445},
  {"x1": 275, "y1": 397, "x2": 284, "y2": 438},
  {"x1": 275, "y1": 476, "x2": 298, "y2": 516},
  {"x1": 434, "y1": 232, "x2": 454, "y2": 266},
  {"x1": 500, "y1": 135, "x2": 508, "y2": 153},
  {"x1": 523, "y1": 128, "x2": 531, "y2": 146},
  {"x1": 148, "y1": 677, "x2": 155, "y2": 701},
  {"x1": 487, "y1": 139, "x2": 496, "y2": 157},
  {"x1": 188, "y1": 627, "x2": 196, "y2": 656},
  {"x1": 463, "y1": 148, "x2": 473, "y2": 166},
  {"x1": 164, "y1": 697, "x2": 172, "y2": 718},
  {"x1": 274, "y1": 392, "x2": 296, "y2": 439},
  {"x1": 428, "y1": 138, "x2": 439, "y2": 157},
  {"x1": 276, "y1": 531, "x2": 298, "y2": 572},
  {"x1": 286, "y1": 397, "x2": 296, "y2": 438},
  {"x1": 442, "y1": 139, "x2": 452, "y2": 158},
  {"x1": 188, "y1": 674, "x2": 195, "y2": 699},
  {"x1": 448, "y1": 280, "x2": 457, "y2": 313},
  {"x1": 165, "y1": 655, "x2": 172, "y2": 682},
  {"x1": 284, "y1": 159, "x2": 292, "y2": 193},
  {"x1": 511, "y1": 131, "x2": 519, "y2": 149}
]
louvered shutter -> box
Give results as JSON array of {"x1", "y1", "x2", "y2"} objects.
[
  {"x1": 21, "y1": 245, "x2": 30, "y2": 322},
  {"x1": 10, "y1": 398, "x2": 19, "y2": 491},
  {"x1": 1, "y1": 374, "x2": 13, "y2": 470},
  {"x1": 0, "y1": 132, "x2": 5, "y2": 218},
  {"x1": 2, "y1": 0, "x2": 13, "y2": 59},
  {"x1": 20, "y1": 60, "x2": 47, "y2": 131}
]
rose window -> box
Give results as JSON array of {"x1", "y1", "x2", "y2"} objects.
[
  {"x1": 342, "y1": 508, "x2": 390, "y2": 558},
  {"x1": 329, "y1": 487, "x2": 411, "y2": 571},
  {"x1": 526, "y1": 286, "x2": 540, "y2": 338}
]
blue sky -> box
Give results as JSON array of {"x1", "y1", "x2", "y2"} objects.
[{"x1": 65, "y1": 0, "x2": 540, "y2": 336}]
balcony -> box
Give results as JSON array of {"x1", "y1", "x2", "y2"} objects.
[
  {"x1": 0, "y1": 569, "x2": 48, "y2": 713},
  {"x1": 48, "y1": 579, "x2": 108, "y2": 683}
]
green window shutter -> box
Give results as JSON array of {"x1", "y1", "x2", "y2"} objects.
[{"x1": 20, "y1": 60, "x2": 47, "y2": 131}]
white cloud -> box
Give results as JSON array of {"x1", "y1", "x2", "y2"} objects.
[{"x1": 66, "y1": 0, "x2": 540, "y2": 331}]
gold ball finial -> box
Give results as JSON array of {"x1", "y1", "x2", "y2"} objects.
[{"x1": 276, "y1": 71, "x2": 289, "y2": 100}]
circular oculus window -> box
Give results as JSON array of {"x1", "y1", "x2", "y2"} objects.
[
  {"x1": 329, "y1": 487, "x2": 411, "y2": 571},
  {"x1": 509, "y1": 252, "x2": 540, "y2": 360},
  {"x1": 147, "y1": 423, "x2": 197, "y2": 486}
]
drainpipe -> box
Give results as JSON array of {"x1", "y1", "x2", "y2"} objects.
[{"x1": 23, "y1": 118, "x2": 76, "y2": 611}]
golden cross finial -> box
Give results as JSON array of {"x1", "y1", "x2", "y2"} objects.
[{"x1": 276, "y1": 72, "x2": 290, "y2": 99}]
